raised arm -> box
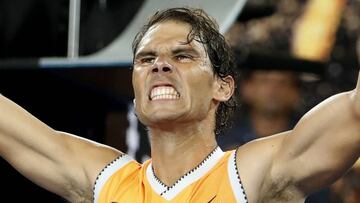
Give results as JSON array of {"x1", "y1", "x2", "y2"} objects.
[
  {"x1": 0, "y1": 94, "x2": 121, "y2": 202},
  {"x1": 271, "y1": 72, "x2": 360, "y2": 195},
  {"x1": 236, "y1": 71, "x2": 360, "y2": 202}
]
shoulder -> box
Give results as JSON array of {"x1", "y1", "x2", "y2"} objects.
[
  {"x1": 93, "y1": 153, "x2": 141, "y2": 203},
  {"x1": 59, "y1": 132, "x2": 124, "y2": 201},
  {"x1": 62, "y1": 133, "x2": 123, "y2": 180},
  {"x1": 235, "y1": 131, "x2": 300, "y2": 202},
  {"x1": 236, "y1": 131, "x2": 288, "y2": 173}
]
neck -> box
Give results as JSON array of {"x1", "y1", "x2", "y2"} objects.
[{"x1": 148, "y1": 121, "x2": 217, "y2": 186}]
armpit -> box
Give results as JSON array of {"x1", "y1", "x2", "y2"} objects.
[{"x1": 260, "y1": 174, "x2": 304, "y2": 203}]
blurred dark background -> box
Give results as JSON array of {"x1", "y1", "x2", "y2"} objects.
[
  {"x1": 0, "y1": 0, "x2": 144, "y2": 57},
  {"x1": 0, "y1": 0, "x2": 143, "y2": 201}
]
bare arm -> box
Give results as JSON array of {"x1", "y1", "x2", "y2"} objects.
[
  {"x1": 0, "y1": 94, "x2": 121, "y2": 202},
  {"x1": 271, "y1": 72, "x2": 360, "y2": 195}
]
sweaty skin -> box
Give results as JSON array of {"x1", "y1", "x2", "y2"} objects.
[
  {"x1": 133, "y1": 20, "x2": 360, "y2": 202},
  {"x1": 132, "y1": 21, "x2": 228, "y2": 186}
]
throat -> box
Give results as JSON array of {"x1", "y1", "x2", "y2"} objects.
[{"x1": 148, "y1": 122, "x2": 218, "y2": 186}]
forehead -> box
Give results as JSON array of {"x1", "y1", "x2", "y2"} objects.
[{"x1": 136, "y1": 20, "x2": 205, "y2": 54}]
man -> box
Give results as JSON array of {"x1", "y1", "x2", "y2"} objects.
[
  {"x1": 218, "y1": 70, "x2": 301, "y2": 150},
  {"x1": 0, "y1": 7, "x2": 359, "y2": 202}
]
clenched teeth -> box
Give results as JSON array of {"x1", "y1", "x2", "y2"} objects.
[{"x1": 150, "y1": 86, "x2": 180, "y2": 100}]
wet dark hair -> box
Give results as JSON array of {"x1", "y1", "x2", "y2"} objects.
[{"x1": 132, "y1": 7, "x2": 238, "y2": 136}]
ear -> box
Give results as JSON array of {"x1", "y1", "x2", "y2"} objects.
[{"x1": 213, "y1": 75, "x2": 235, "y2": 102}]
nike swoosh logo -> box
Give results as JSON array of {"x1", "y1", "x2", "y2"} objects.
[{"x1": 208, "y1": 195, "x2": 217, "y2": 203}]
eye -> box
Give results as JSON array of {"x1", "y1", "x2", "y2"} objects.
[
  {"x1": 140, "y1": 57, "x2": 155, "y2": 64},
  {"x1": 175, "y1": 54, "x2": 193, "y2": 62}
]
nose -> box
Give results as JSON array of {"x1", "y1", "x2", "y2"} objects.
[{"x1": 151, "y1": 57, "x2": 173, "y2": 74}]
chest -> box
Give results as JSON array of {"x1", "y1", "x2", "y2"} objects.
[{"x1": 106, "y1": 168, "x2": 238, "y2": 203}]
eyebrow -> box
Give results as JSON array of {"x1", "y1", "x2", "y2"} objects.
[
  {"x1": 171, "y1": 47, "x2": 201, "y2": 57},
  {"x1": 134, "y1": 50, "x2": 156, "y2": 60},
  {"x1": 134, "y1": 46, "x2": 201, "y2": 60}
]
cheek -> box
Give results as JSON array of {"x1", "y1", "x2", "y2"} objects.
[
  {"x1": 188, "y1": 64, "x2": 214, "y2": 85},
  {"x1": 132, "y1": 69, "x2": 147, "y2": 98},
  {"x1": 132, "y1": 79, "x2": 140, "y2": 100},
  {"x1": 186, "y1": 72, "x2": 215, "y2": 103}
]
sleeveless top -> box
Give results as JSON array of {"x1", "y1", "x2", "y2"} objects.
[{"x1": 93, "y1": 147, "x2": 248, "y2": 203}]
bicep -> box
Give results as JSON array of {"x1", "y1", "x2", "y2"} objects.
[
  {"x1": 273, "y1": 93, "x2": 360, "y2": 193},
  {"x1": 0, "y1": 95, "x2": 121, "y2": 200},
  {"x1": 1, "y1": 130, "x2": 78, "y2": 197},
  {"x1": 2, "y1": 130, "x2": 121, "y2": 201}
]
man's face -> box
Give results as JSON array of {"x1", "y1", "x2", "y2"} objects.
[
  {"x1": 132, "y1": 20, "x2": 218, "y2": 128},
  {"x1": 242, "y1": 71, "x2": 300, "y2": 116}
]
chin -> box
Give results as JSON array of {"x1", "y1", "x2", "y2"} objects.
[
  {"x1": 138, "y1": 110, "x2": 184, "y2": 126},
  {"x1": 152, "y1": 112, "x2": 183, "y2": 123}
]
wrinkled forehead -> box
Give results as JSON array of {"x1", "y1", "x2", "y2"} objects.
[{"x1": 135, "y1": 20, "x2": 206, "y2": 56}]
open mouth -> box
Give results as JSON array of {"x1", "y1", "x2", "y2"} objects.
[{"x1": 149, "y1": 85, "x2": 180, "y2": 101}]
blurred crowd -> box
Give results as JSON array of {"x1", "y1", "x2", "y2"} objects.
[{"x1": 219, "y1": 0, "x2": 360, "y2": 202}]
